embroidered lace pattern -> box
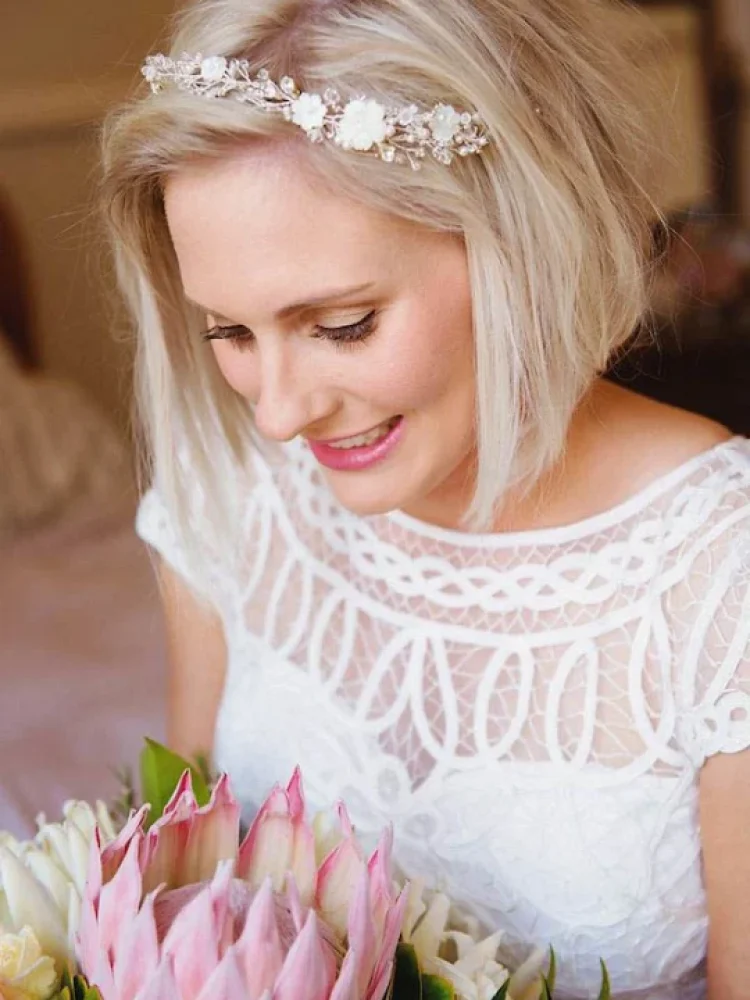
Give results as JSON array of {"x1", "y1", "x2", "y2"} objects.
[{"x1": 137, "y1": 435, "x2": 750, "y2": 1000}]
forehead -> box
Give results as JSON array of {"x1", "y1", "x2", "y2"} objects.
[{"x1": 164, "y1": 147, "x2": 415, "y2": 306}]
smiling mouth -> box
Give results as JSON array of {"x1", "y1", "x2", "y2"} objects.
[{"x1": 317, "y1": 416, "x2": 402, "y2": 451}]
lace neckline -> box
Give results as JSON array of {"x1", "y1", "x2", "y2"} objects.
[{"x1": 383, "y1": 435, "x2": 745, "y2": 549}]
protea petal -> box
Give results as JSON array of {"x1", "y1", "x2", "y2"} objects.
[
  {"x1": 273, "y1": 910, "x2": 337, "y2": 1000},
  {"x1": 237, "y1": 787, "x2": 294, "y2": 890},
  {"x1": 144, "y1": 788, "x2": 197, "y2": 894},
  {"x1": 367, "y1": 886, "x2": 410, "y2": 1000},
  {"x1": 315, "y1": 827, "x2": 364, "y2": 941},
  {"x1": 101, "y1": 806, "x2": 148, "y2": 884},
  {"x1": 329, "y1": 948, "x2": 360, "y2": 1000},
  {"x1": 290, "y1": 826, "x2": 317, "y2": 907},
  {"x1": 0, "y1": 844, "x2": 70, "y2": 966},
  {"x1": 161, "y1": 771, "x2": 197, "y2": 820},
  {"x1": 285, "y1": 769, "x2": 305, "y2": 822},
  {"x1": 247, "y1": 813, "x2": 295, "y2": 891},
  {"x1": 346, "y1": 867, "x2": 377, "y2": 994},
  {"x1": 161, "y1": 880, "x2": 220, "y2": 1000},
  {"x1": 311, "y1": 812, "x2": 343, "y2": 865},
  {"x1": 235, "y1": 878, "x2": 285, "y2": 995},
  {"x1": 366, "y1": 828, "x2": 396, "y2": 933},
  {"x1": 284, "y1": 770, "x2": 318, "y2": 905},
  {"x1": 366, "y1": 960, "x2": 397, "y2": 1000},
  {"x1": 134, "y1": 954, "x2": 182, "y2": 1000},
  {"x1": 78, "y1": 892, "x2": 102, "y2": 980},
  {"x1": 74, "y1": 768, "x2": 405, "y2": 1000},
  {"x1": 195, "y1": 946, "x2": 250, "y2": 1000},
  {"x1": 97, "y1": 835, "x2": 144, "y2": 958},
  {"x1": 143, "y1": 771, "x2": 199, "y2": 877},
  {"x1": 113, "y1": 889, "x2": 161, "y2": 999},
  {"x1": 88, "y1": 941, "x2": 117, "y2": 999},
  {"x1": 336, "y1": 802, "x2": 355, "y2": 839},
  {"x1": 284, "y1": 877, "x2": 305, "y2": 934},
  {"x1": 180, "y1": 775, "x2": 241, "y2": 887},
  {"x1": 208, "y1": 860, "x2": 237, "y2": 956}
]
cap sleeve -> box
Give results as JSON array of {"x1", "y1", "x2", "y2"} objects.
[
  {"x1": 671, "y1": 498, "x2": 750, "y2": 767},
  {"x1": 136, "y1": 486, "x2": 201, "y2": 594}
]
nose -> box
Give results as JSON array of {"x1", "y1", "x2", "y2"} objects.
[{"x1": 251, "y1": 345, "x2": 335, "y2": 443}]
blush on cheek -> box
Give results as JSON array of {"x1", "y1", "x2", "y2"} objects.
[{"x1": 369, "y1": 298, "x2": 473, "y2": 413}]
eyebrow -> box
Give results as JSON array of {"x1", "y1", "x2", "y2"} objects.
[{"x1": 185, "y1": 282, "x2": 377, "y2": 323}]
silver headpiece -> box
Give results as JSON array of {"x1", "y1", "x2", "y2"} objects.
[{"x1": 141, "y1": 53, "x2": 490, "y2": 170}]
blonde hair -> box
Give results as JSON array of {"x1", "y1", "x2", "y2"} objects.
[{"x1": 101, "y1": 0, "x2": 664, "y2": 592}]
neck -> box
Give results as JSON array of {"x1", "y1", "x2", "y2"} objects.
[{"x1": 400, "y1": 380, "x2": 608, "y2": 536}]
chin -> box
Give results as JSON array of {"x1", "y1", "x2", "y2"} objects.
[{"x1": 322, "y1": 469, "x2": 417, "y2": 519}]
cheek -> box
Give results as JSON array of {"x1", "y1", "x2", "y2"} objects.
[
  {"x1": 363, "y1": 299, "x2": 474, "y2": 409},
  {"x1": 209, "y1": 344, "x2": 258, "y2": 398}
]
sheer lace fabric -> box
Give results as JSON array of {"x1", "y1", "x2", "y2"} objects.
[{"x1": 137, "y1": 435, "x2": 750, "y2": 1000}]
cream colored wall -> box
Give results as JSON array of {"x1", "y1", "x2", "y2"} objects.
[
  {"x1": 718, "y1": 0, "x2": 750, "y2": 218},
  {"x1": 0, "y1": 1, "x2": 176, "y2": 429},
  {"x1": 0, "y1": 1, "x2": 747, "y2": 429}
]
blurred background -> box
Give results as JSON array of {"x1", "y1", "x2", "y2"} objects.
[
  {"x1": 0, "y1": 0, "x2": 175, "y2": 428},
  {"x1": 0, "y1": 0, "x2": 748, "y2": 835}
]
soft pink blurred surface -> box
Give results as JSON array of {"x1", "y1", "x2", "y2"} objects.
[{"x1": 0, "y1": 499, "x2": 168, "y2": 837}]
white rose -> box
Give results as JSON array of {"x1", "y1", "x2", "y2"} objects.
[
  {"x1": 200, "y1": 56, "x2": 228, "y2": 83},
  {"x1": 0, "y1": 926, "x2": 57, "y2": 1000},
  {"x1": 291, "y1": 92, "x2": 327, "y2": 133},
  {"x1": 430, "y1": 104, "x2": 462, "y2": 143},
  {"x1": 0, "y1": 800, "x2": 115, "y2": 965},
  {"x1": 336, "y1": 98, "x2": 388, "y2": 151}
]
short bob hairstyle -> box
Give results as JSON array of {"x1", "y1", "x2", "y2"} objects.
[{"x1": 101, "y1": 0, "x2": 665, "y2": 582}]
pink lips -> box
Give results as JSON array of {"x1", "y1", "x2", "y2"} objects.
[{"x1": 307, "y1": 416, "x2": 404, "y2": 472}]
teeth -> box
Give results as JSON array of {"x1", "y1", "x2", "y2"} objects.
[{"x1": 329, "y1": 418, "x2": 398, "y2": 450}]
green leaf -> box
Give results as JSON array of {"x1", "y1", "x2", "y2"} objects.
[
  {"x1": 139, "y1": 738, "x2": 211, "y2": 828},
  {"x1": 422, "y1": 973, "x2": 455, "y2": 1000},
  {"x1": 545, "y1": 948, "x2": 556, "y2": 994},
  {"x1": 596, "y1": 960, "x2": 611, "y2": 1000},
  {"x1": 539, "y1": 979, "x2": 553, "y2": 1000},
  {"x1": 392, "y1": 943, "x2": 423, "y2": 1000}
]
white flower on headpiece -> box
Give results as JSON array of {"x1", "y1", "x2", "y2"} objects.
[
  {"x1": 430, "y1": 104, "x2": 462, "y2": 143},
  {"x1": 200, "y1": 56, "x2": 228, "y2": 83},
  {"x1": 142, "y1": 62, "x2": 158, "y2": 84},
  {"x1": 291, "y1": 92, "x2": 327, "y2": 133},
  {"x1": 336, "y1": 98, "x2": 388, "y2": 151}
]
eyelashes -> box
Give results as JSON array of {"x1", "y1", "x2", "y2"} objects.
[{"x1": 201, "y1": 310, "x2": 379, "y2": 351}]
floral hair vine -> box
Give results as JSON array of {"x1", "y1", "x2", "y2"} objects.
[{"x1": 141, "y1": 53, "x2": 491, "y2": 169}]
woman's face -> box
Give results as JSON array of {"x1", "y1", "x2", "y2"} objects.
[{"x1": 165, "y1": 148, "x2": 477, "y2": 525}]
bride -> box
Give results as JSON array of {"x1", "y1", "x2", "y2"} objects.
[{"x1": 101, "y1": 0, "x2": 750, "y2": 996}]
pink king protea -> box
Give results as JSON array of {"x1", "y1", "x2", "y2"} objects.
[{"x1": 76, "y1": 770, "x2": 407, "y2": 1000}]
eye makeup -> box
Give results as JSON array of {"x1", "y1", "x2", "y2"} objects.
[{"x1": 201, "y1": 309, "x2": 379, "y2": 350}]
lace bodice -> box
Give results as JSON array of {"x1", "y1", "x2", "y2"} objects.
[{"x1": 137, "y1": 435, "x2": 750, "y2": 1000}]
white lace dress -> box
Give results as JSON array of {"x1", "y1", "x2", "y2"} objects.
[{"x1": 137, "y1": 435, "x2": 750, "y2": 1000}]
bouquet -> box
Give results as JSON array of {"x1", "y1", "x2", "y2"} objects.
[{"x1": 0, "y1": 741, "x2": 611, "y2": 1000}]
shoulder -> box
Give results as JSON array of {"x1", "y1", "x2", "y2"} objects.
[{"x1": 584, "y1": 381, "x2": 746, "y2": 504}]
